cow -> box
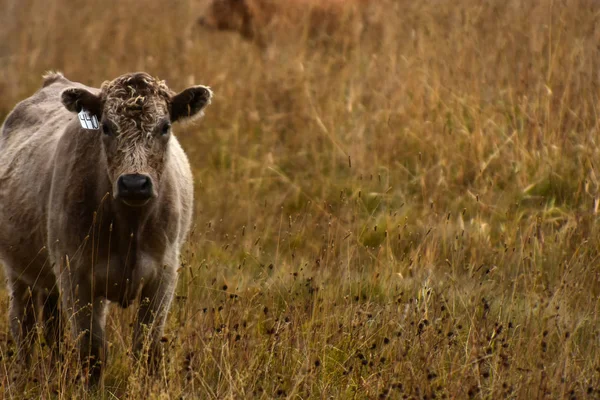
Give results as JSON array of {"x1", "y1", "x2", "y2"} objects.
[
  {"x1": 196, "y1": 0, "x2": 372, "y2": 50},
  {"x1": 0, "y1": 71, "x2": 212, "y2": 384}
]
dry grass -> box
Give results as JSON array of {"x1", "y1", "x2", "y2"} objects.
[{"x1": 2, "y1": 0, "x2": 600, "y2": 398}]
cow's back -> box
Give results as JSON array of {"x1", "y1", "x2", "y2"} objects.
[
  {"x1": 1, "y1": 73, "x2": 73, "y2": 142},
  {"x1": 0, "y1": 73, "x2": 86, "y2": 287}
]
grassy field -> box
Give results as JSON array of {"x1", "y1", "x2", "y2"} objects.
[{"x1": 2, "y1": 0, "x2": 600, "y2": 398}]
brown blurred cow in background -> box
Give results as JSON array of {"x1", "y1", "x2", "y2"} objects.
[{"x1": 197, "y1": 0, "x2": 376, "y2": 50}]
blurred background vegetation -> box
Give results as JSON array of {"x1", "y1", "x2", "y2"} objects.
[{"x1": 1, "y1": 0, "x2": 600, "y2": 398}]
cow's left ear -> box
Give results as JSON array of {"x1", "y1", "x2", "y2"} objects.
[
  {"x1": 170, "y1": 86, "x2": 213, "y2": 123},
  {"x1": 61, "y1": 88, "x2": 103, "y2": 117}
]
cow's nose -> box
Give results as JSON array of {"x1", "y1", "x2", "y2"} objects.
[
  {"x1": 197, "y1": 16, "x2": 206, "y2": 26},
  {"x1": 117, "y1": 174, "x2": 153, "y2": 202}
]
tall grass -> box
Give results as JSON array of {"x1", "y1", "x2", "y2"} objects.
[{"x1": 1, "y1": 0, "x2": 600, "y2": 398}]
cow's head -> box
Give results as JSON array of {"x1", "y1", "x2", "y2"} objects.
[
  {"x1": 197, "y1": 0, "x2": 254, "y2": 39},
  {"x1": 61, "y1": 72, "x2": 212, "y2": 207}
]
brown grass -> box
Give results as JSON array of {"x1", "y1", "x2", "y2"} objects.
[{"x1": 2, "y1": 0, "x2": 600, "y2": 398}]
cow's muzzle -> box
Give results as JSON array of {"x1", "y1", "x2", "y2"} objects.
[{"x1": 116, "y1": 173, "x2": 154, "y2": 207}]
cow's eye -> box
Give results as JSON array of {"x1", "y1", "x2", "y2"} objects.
[
  {"x1": 102, "y1": 121, "x2": 113, "y2": 136},
  {"x1": 161, "y1": 122, "x2": 171, "y2": 136}
]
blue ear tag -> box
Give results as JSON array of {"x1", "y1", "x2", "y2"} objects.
[{"x1": 78, "y1": 109, "x2": 99, "y2": 130}]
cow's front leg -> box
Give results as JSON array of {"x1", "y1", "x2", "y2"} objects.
[
  {"x1": 59, "y1": 271, "x2": 107, "y2": 385},
  {"x1": 8, "y1": 278, "x2": 39, "y2": 365},
  {"x1": 133, "y1": 265, "x2": 177, "y2": 373},
  {"x1": 40, "y1": 288, "x2": 61, "y2": 361}
]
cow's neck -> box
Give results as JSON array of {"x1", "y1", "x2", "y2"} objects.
[
  {"x1": 95, "y1": 162, "x2": 160, "y2": 260},
  {"x1": 110, "y1": 199, "x2": 157, "y2": 241}
]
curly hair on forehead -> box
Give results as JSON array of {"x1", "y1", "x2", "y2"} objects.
[
  {"x1": 101, "y1": 72, "x2": 174, "y2": 100},
  {"x1": 100, "y1": 72, "x2": 174, "y2": 134}
]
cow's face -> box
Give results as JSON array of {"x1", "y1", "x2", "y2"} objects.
[
  {"x1": 198, "y1": 0, "x2": 254, "y2": 39},
  {"x1": 61, "y1": 73, "x2": 212, "y2": 207}
]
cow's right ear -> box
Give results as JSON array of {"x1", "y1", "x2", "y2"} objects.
[{"x1": 61, "y1": 88, "x2": 103, "y2": 117}]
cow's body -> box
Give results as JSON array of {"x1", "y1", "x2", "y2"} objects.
[{"x1": 0, "y1": 72, "x2": 211, "y2": 383}]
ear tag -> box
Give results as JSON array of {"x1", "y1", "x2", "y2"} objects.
[{"x1": 78, "y1": 109, "x2": 99, "y2": 130}]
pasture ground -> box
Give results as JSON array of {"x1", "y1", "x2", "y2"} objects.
[{"x1": 1, "y1": 0, "x2": 600, "y2": 398}]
